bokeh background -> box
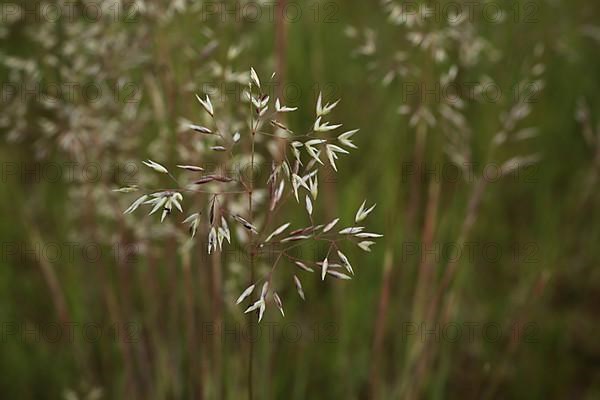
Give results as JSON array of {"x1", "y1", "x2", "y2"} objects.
[{"x1": 1, "y1": 0, "x2": 600, "y2": 399}]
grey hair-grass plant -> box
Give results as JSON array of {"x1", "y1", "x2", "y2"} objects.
[{"x1": 118, "y1": 68, "x2": 381, "y2": 399}]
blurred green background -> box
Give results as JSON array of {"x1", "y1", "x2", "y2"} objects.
[{"x1": 1, "y1": 0, "x2": 600, "y2": 399}]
